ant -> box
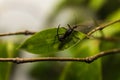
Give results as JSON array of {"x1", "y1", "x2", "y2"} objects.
[{"x1": 56, "y1": 24, "x2": 78, "y2": 42}]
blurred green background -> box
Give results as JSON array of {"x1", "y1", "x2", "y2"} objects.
[{"x1": 0, "y1": 0, "x2": 120, "y2": 80}]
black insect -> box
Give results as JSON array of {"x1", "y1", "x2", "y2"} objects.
[{"x1": 56, "y1": 24, "x2": 78, "y2": 42}]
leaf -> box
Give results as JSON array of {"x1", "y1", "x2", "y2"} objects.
[
  {"x1": 89, "y1": 0, "x2": 106, "y2": 11},
  {"x1": 20, "y1": 28, "x2": 86, "y2": 54},
  {"x1": 59, "y1": 40, "x2": 102, "y2": 80},
  {"x1": 0, "y1": 41, "x2": 17, "y2": 80}
]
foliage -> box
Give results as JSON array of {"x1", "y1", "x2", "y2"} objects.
[
  {"x1": 20, "y1": 27, "x2": 86, "y2": 54},
  {"x1": 0, "y1": 41, "x2": 18, "y2": 80},
  {"x1": 0, "y1": 0, "x2": 120, "y2": 80},
  {"x1": 28, "y1": 0, "x2": 120, "y2": 80}
]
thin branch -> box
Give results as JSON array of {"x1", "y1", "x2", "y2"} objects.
[
  {"x1": 0, "y1": 48, "x2": 120, "y2": 64},
  {"x1": 0, "y1": 30, "x2": 36, "y2": 36},
  {"x1": 0, "y1": 19, "x2": 119, "y2": 37},
  {"x1": 87, "y1": 19, "x2": 120, "y2": 36}
]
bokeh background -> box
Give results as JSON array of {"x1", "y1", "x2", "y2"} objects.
[{"x1": 0, "y1": 0, "x2": 120, "y2": 80}]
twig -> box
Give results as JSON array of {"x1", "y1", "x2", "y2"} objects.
[
  {"x1": 0, "y1": 48, "x2": 120, "y2": 64},
  {"x1": 87, "y1": 19, "x2": 120, "y2": 36},
  {"x1": 0, "y1": 30, "x2": 36, "y2": 36},
  {"x1": 0, "y1": 19, "x2": 119, "y2": 37}
]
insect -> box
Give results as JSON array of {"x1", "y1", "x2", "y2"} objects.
[{"x1": 56, "y1": 24, "x2": 78, "y2": 42}]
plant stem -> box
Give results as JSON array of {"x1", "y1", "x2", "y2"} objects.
[
  {"x1": 0, "y1": 48, "x2": 120, "y2": 64},
  {"x1": 0, "y1": 30, "x2": 35, "y2": 36},
  {"x1": 87, "y1": 19, "x2": 120, "y2": 36}
]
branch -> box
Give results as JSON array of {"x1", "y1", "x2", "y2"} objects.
[
  {"x1": 0, "y1": 19, "x2": 119, "y2": 37},
  {"x1": 0, "y1": 30, "x2": 36, "y2": 36},
  {"x1": 87, "y1": 19, "x2": 120, "y2": 36},
  {"x1": 0, "y1": 48, "x2": 120, "y2": 64}
]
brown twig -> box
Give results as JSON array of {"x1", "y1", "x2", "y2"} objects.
[
  {"x1": 0, "y1": 48, "x2": 120, "y2": 64},
  {"x1": 87, "y1": 19, "x2": 120, "y2": 36},
  {"x1": 0, "y1": 30, "x2": 36, "y2": 36},
  {"x1": 0, "y1": 20, "x2": 119, "y2": 64},
  {"x1": 0, "y1": 19, "x2": 119, "y2": 37}
]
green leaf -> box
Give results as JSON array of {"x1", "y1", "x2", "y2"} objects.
[
  {"x1": 0, "y1": 41, "x2": 17, "y2": 80},
  {"x1": 59, "y1": 40, "x2": 102, "y2": 80},
  {"x1": 20, "y1": 28, "x2": 86, "y2": 54},
  {"x1": 88, "y1": 0, "x2": 106, "y2": 11}
]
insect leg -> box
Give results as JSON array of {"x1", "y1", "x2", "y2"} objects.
[
  {"x1": 53, "y1": 24, "x2": 64, "y2": 44},
  {"x1": 67, "y1": 24, "x2": 72, "y2": 29},
  {"x1": 57, "y1": 24, "x2": 61, "y2": 39}
]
